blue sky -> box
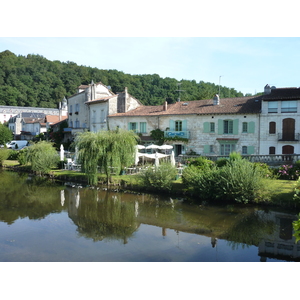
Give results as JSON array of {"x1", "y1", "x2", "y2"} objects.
[
  {"x1": 1, "y1": 37, "x2": 300, "y2": 96},
  {"x1": 1, "y1": 2, "x2": 299, "y2": 96}
]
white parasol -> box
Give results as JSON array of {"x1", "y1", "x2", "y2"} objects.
[
  {"x1": 60, "y1": 144, "x2": 64, "y2": 161},
  {"x1": 155, "y1": 152, "x2": 159, "y2": 168},
  {"x1": 170, "y1": 150, "x2": 176, "y2": 167},
  {"x1": 158, "y1": 145, "x2": 173, "y2": 150},
  {"x1": 146, "y1": 144, "x2": 160, "y2": 149},
  {"x1": 136, "y1": 145, "x2": 146, "y2": 149}
]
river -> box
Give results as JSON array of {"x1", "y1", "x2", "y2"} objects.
[{"x1": 0, "y1": 170, "x2": 299, "y2": 262}]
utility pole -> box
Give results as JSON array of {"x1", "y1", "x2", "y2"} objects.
[
  {"x1": 176, "y1": 82, "x2": 184, "y2": 102},
  {"x1": 219, "y1": 76, "x2": 222, "y2": 98}
]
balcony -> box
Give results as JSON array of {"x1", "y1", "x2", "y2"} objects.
[
  {"x1": 164, "y1": 131, "x2": 190, "y2": 139},
  {"x1": 278, "y1": 133, "x2": 300, "y2": 141}
]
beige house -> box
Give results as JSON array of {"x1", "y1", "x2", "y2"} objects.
[
  {"x1": 108, "y1": 94, "x2": 261, "y2": 157},
  {"x1": 67, "y1": 81, "x2": 142, "y2": 135}
]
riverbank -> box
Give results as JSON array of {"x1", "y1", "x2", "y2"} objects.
[{"x1": 1, "y1": 160, "x2": 298, "y2": 208}]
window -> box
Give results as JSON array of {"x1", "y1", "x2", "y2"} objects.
[
  {"x1": 223, "y1": 120, "x2": 233, "y2": 134},
  {"x1": 281, "y1": 100, "x2": 297, "y2": 113},
  {"x1": 220, "y1": 143, "x2": 236, "y2": 155},
  {"x1": 269, "y1": 122, "x2": 276, "y2": 134},
  {"x1": 268, "y1": 101, "x2": 278, "y2": 113},
  {"x1": 209, "y1": 145, "x2": 214, "y2": 153},
  {"x1": 242, "y1": 146, "x2": 248, "y2": 154},
  {"x1": 242, "y1": 122, "x2": 248, "y2": 133},
  {"x1": 140, "y1": 122, "x2": 147, "y2": 133},
  {"x1": 269, "y1": 146, "x2": 275, "y2": 154},
  {"x1": 175, "y1": 121, "x2": 182, "y2": 131},
  {"x1": 69, "y1": 120, "x2": 73, "y2": 128},
  {"x1": 100, "y1": 109, "x2": 105, "y2": 122},
  {"x1": 210, "y1": 122, "x2": 215, "y2": 132},
  {"x1": 129, "y1": 122, "x2": 137, "y2": 132},
  {"x1": 70, "y1": 105, "x2": 73, "y2": 113},
  {"x1": 75, "y1": 103, "x2": 79, "y2": 113}
]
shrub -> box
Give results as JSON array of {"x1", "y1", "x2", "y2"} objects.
[
  {"x1": 276, "y1": 164, "x2": 299, "y2": 180},
  {"x1": 253, "y1": 162, "x2": 275, "y2": 178},
  {"x1": 215, "y1": 158, "x2": 229, "y2": 168},
  {"x1": 182, "y1": 165, "x2": 219, "y2": 200},
  {"x1": 26, "y1": 141, "x2": 59, "y2": 175},
  {"x1": 138, "y1": 162, "x2": 178, "y2": 192},
  {"x1": 187, "y1": 156, "x2": 215, "y2": 170},
  {"x1": 7, "y1": 150, "x2": 19, "y2": 160},
  {"x1": 218, "y1": 159, "x2": 265, "y2": 203},
  {"x1": 229, "y1": 151, "x2": 243, "y2": 161},
  {"x1": 17, "y1": 148, "x2": 28, "y2": 165},
  {"x1": 0, "y1": 148, "x2": 10, "y2": 166},
  {"x1": 182, "y1": 158, "x2": 266, "y2": 204}
]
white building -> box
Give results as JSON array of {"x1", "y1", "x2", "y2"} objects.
[
  {"x1": 108, "y1": 85, "x2": 300, "y2": 157},
  {"x1": 67, "y1": 81, "x2": 142, "y2": 135}
]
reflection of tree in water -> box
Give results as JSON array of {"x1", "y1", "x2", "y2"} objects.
[
  {"x1": 0, "y1": 172, "x2": 64, "y2": 224},
  {"x1": 69, "y1": 191, "x2": 139, "y2": 243},
  {"x1": 220, "y1": 211, "x2": 276, "y2": 249}
]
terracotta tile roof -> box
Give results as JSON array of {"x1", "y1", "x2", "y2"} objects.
[
  {"x1": 108, "y1": 96, "x2": 262, "y2": 118},
  {"x1": 85, "y1": 95, "x2": 116, "y2": 105},
  {"x1": 45, "y1": 115, "x2": 68, "y2": 124},
  {"x1": 262, "y1": 87, "x2": 300, "y2": 101}
]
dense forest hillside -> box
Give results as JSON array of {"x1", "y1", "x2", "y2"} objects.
[{"x1": 0, "y1": 50, "x2": 244, "y2": 108}]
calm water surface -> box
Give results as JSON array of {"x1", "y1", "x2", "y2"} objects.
[{"x1": 0, "y1": 170, "x2": 299, "y2": 262}]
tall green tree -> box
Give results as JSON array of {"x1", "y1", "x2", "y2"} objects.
[
  {"x1": 0, "y1": 123, "x2": 13, "y2": 146},
  {"x1": 75, "y1": 129, "x2": 139, "y2": 185}
]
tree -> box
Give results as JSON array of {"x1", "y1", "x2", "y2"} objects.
[
  {"x1": 26, "y1": 141, "x2": 59, "y2": 175},
  {"x1": 74, "y1": 129, "x2": 139, "y2": 185},
  {"x1": 0, "y1": 123, "x2": 13, "y2": 146}
]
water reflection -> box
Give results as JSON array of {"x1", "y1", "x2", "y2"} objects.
[{"x1": 0, "y1": 170, "x2": 300, "y2": 261}]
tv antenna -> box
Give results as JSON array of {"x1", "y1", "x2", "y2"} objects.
[{"x1": 176, "y1": 82, "x2": 185, "y2": 102}]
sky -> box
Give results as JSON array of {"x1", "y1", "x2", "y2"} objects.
[
  {"x1": 1, "y1": 2, "x2": 300, "y2": 97},
  {"x1": 1, "y1": 37, "x2": 300, "y2": 96}
]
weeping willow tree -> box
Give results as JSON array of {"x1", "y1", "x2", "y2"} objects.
[{"x1": 74, "y1": 129, "x2": 139, "y2": 185}]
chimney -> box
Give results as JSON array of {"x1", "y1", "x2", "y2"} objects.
[
  {"x1": 163, "y1": 101, "x2": 168, "y2": 111},
  {"x1": 264, "y1": 84, "x2": 271, "y2": 94},
  {"x1": 213, "y1": 94, "x2": 220, "y2": 105}
]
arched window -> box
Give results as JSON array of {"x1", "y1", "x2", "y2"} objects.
[{"x1": 269, "y1": 122, "x2": 276, "y2": 134}]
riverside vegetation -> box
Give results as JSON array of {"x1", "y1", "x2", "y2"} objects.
[{"x1": 1, "y1": 143, "x2": 300, "y2": 207}]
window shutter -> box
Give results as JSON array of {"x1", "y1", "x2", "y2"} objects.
[
  {"x1": 203, "y1": 145, "x2": 210, "y2": 154},
  {"x1": 248, "y1": 146, "x2": 255, "y2": 154},
  {"x1": 248, "y1": 121, "x2": 255, "y2": 133},
  {"x1": 182, "y1": 120, "x2": 187, "y2": 131},
  {"x1": 218, "y1": 119, "x2": 223, "y2": 134},
  {"x1": 203, "y1": 122, "x2": 210, "y2": 133},
  {"x1": 233, "y1": 119, "x2": 239, "y2": 135},
  {"x1": 169, "y1": 120, "x2": 175, "y2": 131}
]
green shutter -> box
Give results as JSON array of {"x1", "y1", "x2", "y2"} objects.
[
  {"x1": 203, "y1": 122, "x2": 210, "y2": 133},
  {"x1": 182, "y1": 120, "x2": 187, "y2": 131},
  {"x1": 203, "y1": 145, "x2": 210, "y2": 154},
  {"x1": 248, "y1": 121, "x2": 255, "y2": 133},
  {"x1": 128, "y1": 122, "x2": 130, "y2": 131},
  {"x1": 169, "y1": 120, "x2": 175, "y2": 131},
  {"x1": 248, "y1": 146, "x2": 255, "y2": 154},
  {"x1": 233, "y1": 119, "x2": 239, "y2": 135},
  {"x1": 218, "y1": 119, "x2": 223, "y2": 134}
]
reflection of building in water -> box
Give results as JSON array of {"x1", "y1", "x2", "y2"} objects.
[{"x1": 258, "y1": 211, "x2": 300, "y2": 262}]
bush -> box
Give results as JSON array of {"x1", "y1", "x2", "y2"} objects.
[
  {"x1": 17, "y1": 148, "x2": 28, "y2": 165},
  {"x1": 26, "y1": 141, "x2": 59, "y2": 175},
  {"x1": 218, "y1": 159, "x2": 265, "y2": 203},
  {"x1": 138, "y1": 162, "x2": 178, "y2": 192},
  {"x1": 182, "y1": 165, "x2": 219, "y2": 200},
  {"x1": 276, "y1": 164, "x2": 300, "y2": 180},
  {"x1": 187, "y1": 156, "x2": 215, "y2": 170},
  {"x1": 182, "y1": 158, "x2": 266, "y2": 204},
  {"x1": 7, "y1": 150, "x2": 19, "y2": 160},
  {"x1": 215, "y1": 158, "x2": 229, "y2": 168},
  {"x1": 0, "y1": 148, "x2": 10, "y2": 166}
]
